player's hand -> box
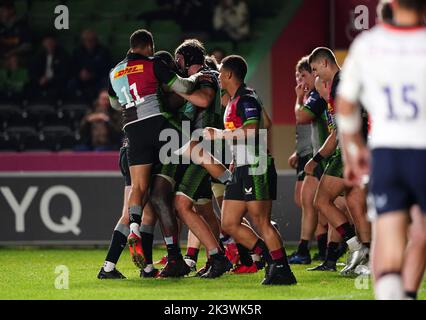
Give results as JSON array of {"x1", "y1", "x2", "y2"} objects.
[
  {"x1": 295, "y1": 83, "x2": 305, "y2": 100},
  {"x1": 304, "y1": 158, "x2": 318, "y2": 176},
  {"x1": 344, "y1": 145, "x2": 370, "y2": 187},
  {"x1": 194, "y1": 72, "x2": 214, "y2": 84},
  {"x1": 203, "y1": 127, "x2": 221, "y2": 141},
  {"x1": 288, "y1": 152, "x2": 298, "y2": 169},
  {"x1": 229, "y1": 162, "x2": 235, "y2": 173}
]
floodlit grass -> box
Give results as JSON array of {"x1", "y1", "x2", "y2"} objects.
[{"x1": 0, "y1": 247, "x2": 424, "y2": 300}]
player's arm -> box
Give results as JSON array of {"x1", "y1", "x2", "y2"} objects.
[
  {"x1": 175, "y1": 86, "x2": 216, "y2": 108},
  {"x1": 108, "y1": 80, "x2": 121, "y2": 111}
]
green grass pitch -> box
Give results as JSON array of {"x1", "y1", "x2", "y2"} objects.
[{"x1": 0, "y1": 247, "x2": 424, "y2": 300}]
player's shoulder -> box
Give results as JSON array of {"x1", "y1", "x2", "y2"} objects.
[{"x1": 237, "y1": 88, "x2": 261, "y2": 110}]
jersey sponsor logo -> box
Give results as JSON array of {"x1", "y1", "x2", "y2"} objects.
[
  {"x1": 114, "y1": 64, "x2": 144, "y2": 79},
  {"x1": 244, "y1": 187, "x2": 252, "y2": 195},
  {"x1": 224, "y1": 121, "x2": 236, "y2": 130}
]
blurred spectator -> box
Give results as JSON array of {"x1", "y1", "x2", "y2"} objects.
[
  {"x1": 30, "y1": 34, "x2": 69, "y2": 102},
  {"x1": 177, "y1": 0, "x2": 214, "y2": 35},
  {"x1": 0, "y1": 53, "x2": 29, "y2": 102},
  {"x1": 77, "y1": 90, "x2": 122, "y2": 151},
  {"x1": 69, "y1": 29, "x2": 112, "y2": 102},
  {"x1": 205, "y1": 55, "x2": 219, "y2": 71},
  {"x1": 210, "y1": 47, "x2": 226, "y2": 64},
  {"x1": 213, "y1": 0, "x2": 250, "y2": 42},
  {"x1": 0, "y1": 0, "x2": 31, "y2": 59}
]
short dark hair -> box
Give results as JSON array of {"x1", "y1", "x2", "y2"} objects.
[
  {"x1": 221, "y1": 55, "x2": 248, "y2": 82},
  {"x1": 175, "y1": 39, "x2": 206, "y2": 67},
  {"x1": 396, "y1": 0, "x2": 426, "y2": 11},
  {"x1": 130, "y1": 29, "x2": 154, "y2": 50},
  {"x1": 155, "y1": 50, "x2": 177, "y2": 72},
  {"x1": 296, "y1": 56, "x2": 311, "y2": 73},
  {"x1": 377, "y1": 0, "x2": 393, "y2": 23},
  {"x1": 308, "y1": 47, "x2": 338, "y2": 65}
]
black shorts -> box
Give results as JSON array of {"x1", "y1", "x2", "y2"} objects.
[
  {"x1": 369, "y1": 148, "x2": 426, "y2": 216},
  {"x1": 119, "y1": 146, "x2": 131, "y2": 186},
  {"x1": 224, "y1": 157, "x2": 277, "y2": 201},
  {"x1": 176, "y1": 164, "x2": 212, "y2": 202},
  {"x1": 297, "y1": 153, "x2": 313, "y2": 181},
  {"x1": 124, "y1": 115, "x2": 183, "y2": 166}
]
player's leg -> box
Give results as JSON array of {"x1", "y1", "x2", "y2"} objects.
[
  {"x1": 314, "y1": 155, "x2": 368, "y2": 273},
  {"x1": 402, "y1": 205, "x2": 426, "y2": 300},
  {"x1": 98, "y1": 186, "x2": 131, "y2": 279},
  {"x1": 180, "y1": 140, "x2": 232, "y2": 184},
  {"x1": 314, "y1": 214, "x2": 328, "y2": 261},
  {"x1": 174, "y1": 167, "x2": 231, "y2": 278},
  {"x1": 150, "y1": 173, "x2": 188, "y2": 278},
  {"x1": 139, "y1": 200, "x2": 160, "y2": 278},
  {"x1": 184, "y1": 230, "x2": 201, "y2": 271},
  {"x1": 289, "y1": 175, "x2": 318, "y2": 264}
]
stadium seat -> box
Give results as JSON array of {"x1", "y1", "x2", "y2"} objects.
[
  {"x1": 41, "y1": 125, "x2": 76, "y2": 151},
  {"x1": 60, "y1": 103, "x2": 89, "y2": 124},
  {"x1": 0, "y1": 104, "x2": 23, "y2": 130},
  {"x1": 25, "y1": 104, "x2": 58, "y2": 129},
  {"x1": 5, "y1": 126, "x2": 40, "y2": 152}
]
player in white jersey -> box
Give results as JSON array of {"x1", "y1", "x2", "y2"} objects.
[{"x1": 336, "y1": 0, "x2": 426, "y2": 300}]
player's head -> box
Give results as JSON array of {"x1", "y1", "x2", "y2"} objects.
[
  {"x1": 308, "y1": 47, "x2": 339, "y2": 82},
  {"x1": 155, "y1": 50, "x2": 178, "y2": 73},
  {"x1": 377, "y1": 0, "x2": 393, "y2": 23},
  {"x1": 295, "y1": 71, "x2": 302, "y2": 85},
  {"x1": 392, "y1": 0, "x2": 426, "y2": 23},
  {"x1": 205, "y1": 55, "x2": 219, "y2": 71},
  {"x1": 175, "y1": 39, "x2": 206, "y2": 76},
  {"x1": 315, "y1": 76, "x2": 329, "y2": 101},
  {"x1": 219, "y1": 55, "x2": 248, "y2": 90},
  {"x1": 296, "y1": 56, "x2": 315, "y2": 91},
  {"x1": 129, "y1": 29, "x2": 154, "y2": 56}
]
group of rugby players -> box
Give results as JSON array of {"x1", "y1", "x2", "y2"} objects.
[
  {"x1": 97, "y1": 29, "x2": 295, "y2": 286},
  {"x1": 289, "y1": 0, "x2": 426, "y2": 299},
  {"x1": 95, "y1": 0, "x2": 426, "y2": 298}
]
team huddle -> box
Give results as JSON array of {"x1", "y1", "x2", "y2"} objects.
[{"x1": 96, "y1": 0, "x2": 426, "y2": 299}]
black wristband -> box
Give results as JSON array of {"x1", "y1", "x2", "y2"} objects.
[{"x1": 313, "y1": 152, "x2": 324, "y2": 163}]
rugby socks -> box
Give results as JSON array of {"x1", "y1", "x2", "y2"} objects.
[
  {"x1": 217, "y1": 170, "x2": 232, "y2": 184},
  {"x1": 316, "y1": 233, "x2": 328, "y2": 258},
  {"x1": 140, "y1": 224, "x2": 154, "y2": 265},
  {"x1": 104, "y1": 223, "x2": 130, "y2": 272},
  {"x1": 236, "y1": 243, "x2": 254, "y2": 266},
  {"x1": 220, "y1": 233, "x2": 234, "y2": 245},
  {"x1": 375, "y1": 272, "x2": 405, "y2": 300},
  {"x1": 185, "y1": 247, "x2": 200, "y2": 262},
  {"x1": 270, "y1": 247, "x2": 291, "y2": 273},
  {"x1": 297, "y1": 239, "x2": 310, "y2": 256},
  {"x1": 405, "y1": 291, "x2": 417, "y2": 300},
  {"x1": 129, "y1": 205, "x2": 142, "y2": 236},
  {"x1": 164, "y1": 236, "x2": 182, "y2": 260},
  {"x1": 325, "y1": 242, "x2": 339, "y2": 262},
  {"x1": 336, "y1": 222, "x2": 356, "y2": 243},
  {"x1": 252, "y1": 239, "x2": 273, "y2": 264}
]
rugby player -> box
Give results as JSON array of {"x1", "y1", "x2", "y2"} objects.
[
  {"x1": 336, "y1": 0, "x2": 426, "y2": 299},
  {"x1": 288, "y1": 57, "x2": 328, "y2": 265},
  {"x1": 97, "y1": 138, "x2": 159, "y2": 279},
  {"x1": 204, "y1": 55, "x2": 296, "y2": 285},
  {"x1": 173, "y1": 39, "x2": 232, "y2": 278},
  {"x1": 305, "y1": 47, "x2": 370, "y2": 274}
]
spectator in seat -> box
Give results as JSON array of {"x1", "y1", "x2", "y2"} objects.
[
  {"x1": 30, "y1": 34, "x2": 69, "y2": 102},
  {"x1": 0, "y1": 0, "x2": 31, "y2": 59},
  {"x1": 69, "y1": 29, "x2": 112, "y2": 102},
  {"x1": 77, "y1": 89, "x2": 121, "y2": 151},
  {"x1": 0, "y1": 53, "x2": 29, "y2": 103},
  {"x1": 213, "y1": 0, "x2": 250, "y2": 43}
]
